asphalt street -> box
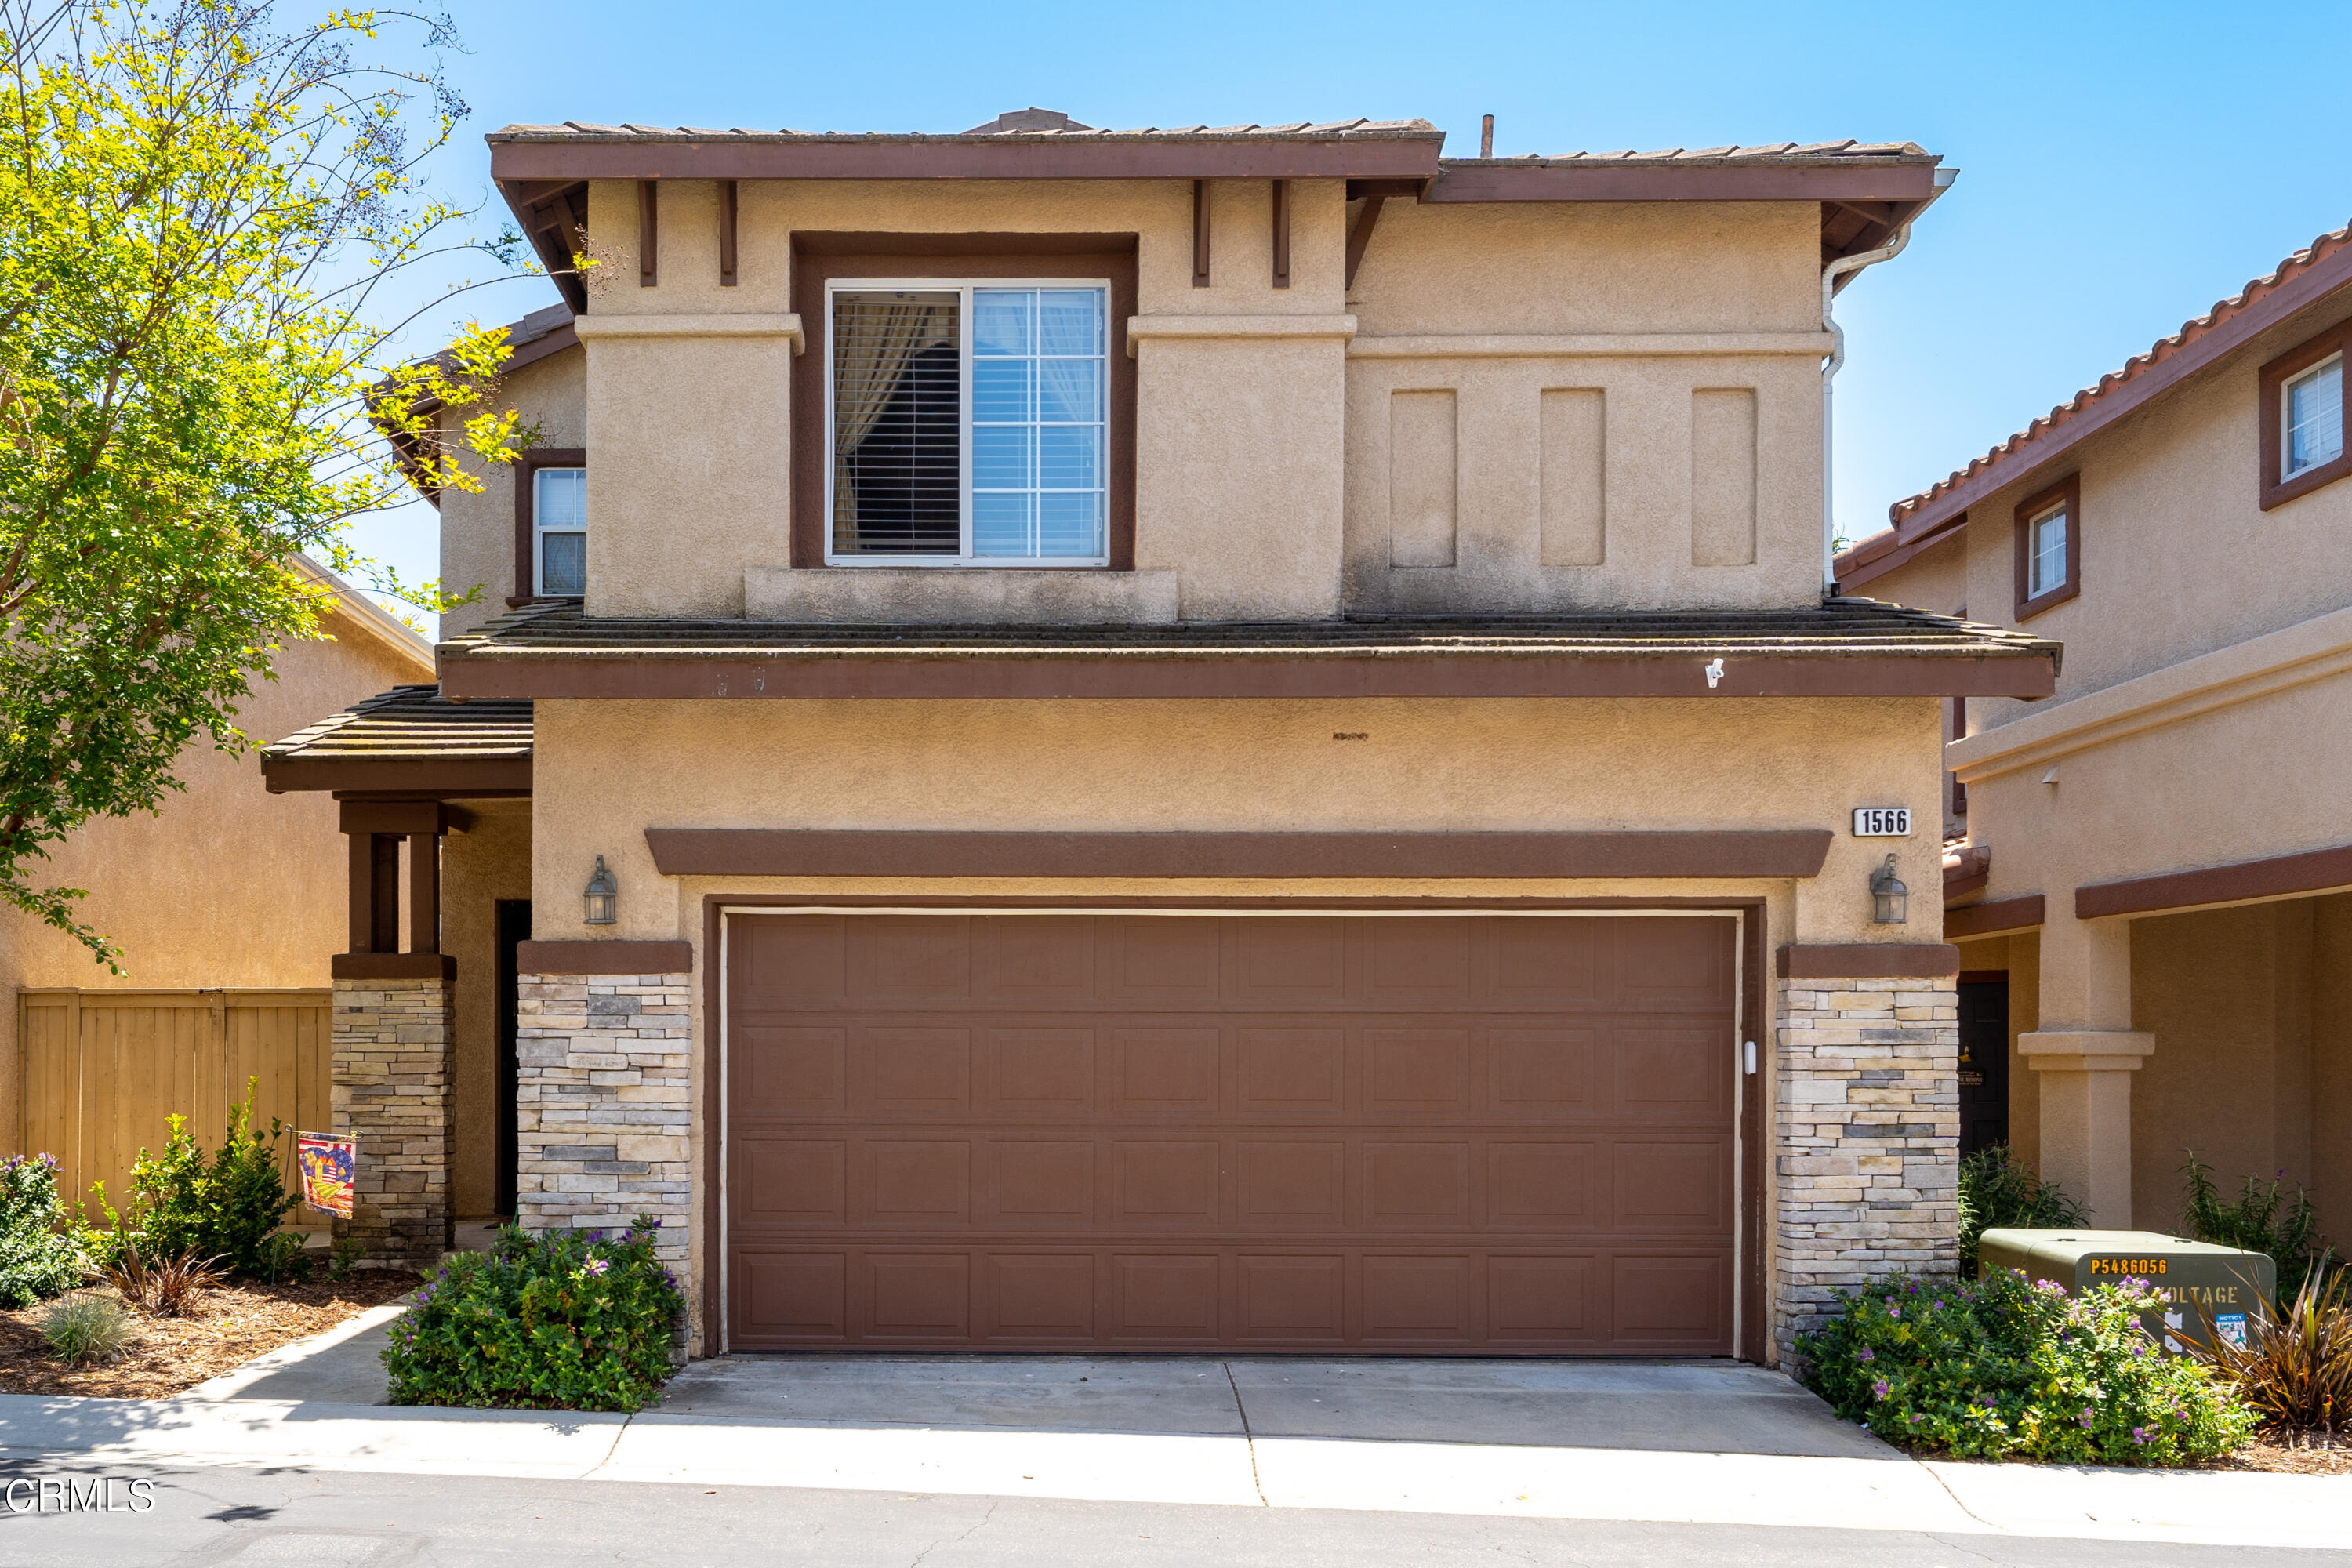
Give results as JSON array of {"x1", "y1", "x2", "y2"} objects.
[{"x1": 0, "y1": 1459, "x2": 2346, "y2": 1568}]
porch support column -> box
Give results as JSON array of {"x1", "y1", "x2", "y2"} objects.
[
  {"x1": 2019, "y1": 914, "x2": 2151, "y2": 1226},
  {"x1": 331, "y1": 800, "x2": 456, "y2": 1267}
]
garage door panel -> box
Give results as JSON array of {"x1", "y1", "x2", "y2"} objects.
[
  {"x1": 1109, "y1": 1027, "x2": 1221, "y2": 1113},
  {"x1": 728, "y1": 913, "x2": 1737, "y2": 1355},
  {"x1": 1236, "y1": 1255, "x2": 1347, "y2": 1342},
  {"x1": 1112, "y1": 1139, "x2": 1221, "y2": 1224},
  {"x1": 973, "y1": 917, "x2": 1096, "y2": 1002},
  {"x1": 1237, "y1": 1028, "x2": 1346, "y2": 1115},
  {"x1": 866, "y1": 1026, "x2": 973, "y2": 1113},
  {"x1": 741, "y1": 1026, "x2": 848, "y2": 1114},
  {"x1": 1487, "y1": 1028, "x2": 1599, "y2": 1117},
  {"x1": 1363, "y1": 1141, "x2": 1471, "y2": 1227},
  {"x1": 1232, "y1": 919, "x2": 1348, "y2": 1004},
  {"x1": 866, "y1": 1140, "x2": 971, "y2": 1223},
  {"x1": 984, "y1": 1254, "x2": 1096, "y2": 1341},
  {"x1": 985, "y1": 1025, "x2": 1096, "y2": 1112},
  {"x1": 1363, "y1": 1254, "x2": 1473, "y2": 1342},
  {"x1": 987, "y1": 1140, "x2": 1097, "y2": 1225},
  {"x1": 1239, "y1": 1141, "x2": 1346, "y2": 1225}
]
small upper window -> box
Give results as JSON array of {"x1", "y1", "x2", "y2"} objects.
[
  {"x1": 2012, "y1": 474, "x2": 2079, "y2": 619},
  {"x1": 826, "y1": 281, "x2": 1109, "y2": 565},
  {"x1": 535, "y1": 466, "x2": 586, "y2": 596},
  {"x1": 2025, "y1": 500, "x2": 2067, "y2": 598},
  {"x1": 2283, "y1": 354, "x2": 2343, "y2": 478}
]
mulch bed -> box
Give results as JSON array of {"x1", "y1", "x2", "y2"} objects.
[
  {"x1": 0, "y1": 1271, "x2": 421, "y2": 1399},
  {"x1": 2212, "y1": 1431, "x2": 2352, "y2": 1476}
]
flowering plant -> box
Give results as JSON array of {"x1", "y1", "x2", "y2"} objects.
[
  {"x1": 1798, "y1": 1268, "x2": 2253, "y2": 1465},
  {"x1": 0, "y1": 1154, "x2": 85, "y2": 1307},
  {"x1": 383, "y1": 1219, "x2": 682, "y2": 1412}
]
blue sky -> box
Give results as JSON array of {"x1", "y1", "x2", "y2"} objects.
[{"x1": 351, "y1": 0, "x2": 2352, "y2": 617}]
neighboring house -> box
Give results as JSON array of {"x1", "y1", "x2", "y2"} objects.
[
  {"x1": 264, "y1": 110, "x2": 2061, "y2": 1365},
  {"x1": 5, "y1": 558, "x2": 436, "y2": 1211},
  {"x1": 1837, "y1": 224, "x2": 2352, "y2": 1243}
]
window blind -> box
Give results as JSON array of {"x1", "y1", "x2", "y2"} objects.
[
  {"x1": 2286, "y1": 356, "x2": 2343, "y2": 476},
  {"x1": 832, "y1": 292, "x2": 960, "y2": 554}
]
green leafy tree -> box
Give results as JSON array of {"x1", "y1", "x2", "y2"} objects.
[{"x1": 0, "y1": 0, "x2": 538, "y2": 966}]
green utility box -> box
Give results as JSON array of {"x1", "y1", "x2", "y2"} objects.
[{"x1": 1977, "y1": 1229, "x2": 2274, "y2": 1356}]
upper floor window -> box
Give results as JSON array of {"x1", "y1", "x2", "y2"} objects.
[
  {"x1": 2261, "y1": 319, "x2": 2352, "y2": 510},
  {"x1": 2284, "y1": 354, "x2": 2343, "y2": 477},
  {"x1": 535, "y1": 465, "x2": 586, "y2": 595},
  {"x1": 826, "y1": 281, "x2": 1109, "y2": 565},
  {"x1": 2012, "y1": 474, "x2": 2080, "y2": 619}
]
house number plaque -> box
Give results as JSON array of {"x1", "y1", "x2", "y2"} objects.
[{"x1": 1852, "y1": 808, "x2": 1912, "y2": 837}]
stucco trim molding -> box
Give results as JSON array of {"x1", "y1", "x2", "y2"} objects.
[
  {"x1": 1123, "y1": 314, "x2": 1356, "y2": 355},
  {"x1": 1347, "y1": 331, "x2": 1834, "y2": 361},
  {"x1": 2074, "y1": 840, "x2": 2352, "y2": 920},
  {"x1": 1944, "y1": 894, "x2": 2045, "y2": 939},
  {"x1": 331, "y1": 953, "x2": 456, "y2": 981},
  {"x1": 571, "y1": 313, "x2": 805, "y2": 354},
  {"x1": 517, "y1": 940, "x2": 696, "y2": 975},
  {"x1": 646, "y1": 828, "x2": 1835, "y2": 881},
  {"x1": 1950, "y1": 601, "x2": 2352, "y2": 784},
  {"x1": 2016, "y1": 1030, "x2": 2155, "y2": 1071},
  {"x1": 1775, "y1": 943, "x2": 1960, "y2": 978},
  {"x1": 744, "y1": 565, "x2": 1180, "y2": 625}
]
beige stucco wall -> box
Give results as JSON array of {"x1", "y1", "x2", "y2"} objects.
[
  {"x1": 0, "y1": 602, "x2": 433, "y2": 1150},
  {"x1": 524, "y1": 695, "x2": 1945, "y2": 949},
  {"x1": 564, "y1": 179, "x2": 1836, "y2": 622},
  {"x1": 437, "y1": 347, "x2": 588, "y2": 638},
  {"x1": 443, "y1": 801, "x2": 532, "y2": 1217}
]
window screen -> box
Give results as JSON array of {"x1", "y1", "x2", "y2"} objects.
[
  {"x1": 2027, "y1": 503, "x2": 2067, "y2": 599},
  {"x1": 828, "y1": 281, "x2": 1109, "y2": 563},
  {"x1": 2285, "y1": 355, "x2": 2343, "y2": 477},
  {"x1": 535, "y1": 466, "x2": 586, "y2": 596}
]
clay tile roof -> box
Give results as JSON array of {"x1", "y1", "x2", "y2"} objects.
[
  {"x1": 1437, "y1": 140, "x2": 1933, "y2": 169},
  {"x1": 264, "y1": 684, "x2": 533, "y2": 766},
  {"x1": 491, "y1": 117, "x2": 1443, "y2": 143},
  {"x1": 1856, "y1": 220, "x2": 2352, "y2": 560}
]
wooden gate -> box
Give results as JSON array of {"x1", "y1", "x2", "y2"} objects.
[{"x1": 16, "y1": 989, "x2": 333, "y2": 1230}]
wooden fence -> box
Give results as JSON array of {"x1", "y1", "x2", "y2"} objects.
[{"x1": 17, "y1": 989, "x2": 333, "y2": 1230}]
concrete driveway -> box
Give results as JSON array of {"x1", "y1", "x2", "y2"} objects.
[{"x1": 654, "y1": 1355, "x2": 1894, "y2": 1458}]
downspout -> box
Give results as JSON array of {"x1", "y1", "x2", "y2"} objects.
[{"x1": 1820, "y1": 165, "x2": 1957, "y2": 597}]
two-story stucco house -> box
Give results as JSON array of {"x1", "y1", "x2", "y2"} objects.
[
  {"x1": 1838, "y1": 223, "x2": 2352, "y2": 1245},
  {"x1": 264, "y1": 111, "x2": 2059, "y2": 1364}
]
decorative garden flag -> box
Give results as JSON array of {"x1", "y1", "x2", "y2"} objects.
[{"x1": 296, "y1": 1132, "x2": 356, "y2": 1218}]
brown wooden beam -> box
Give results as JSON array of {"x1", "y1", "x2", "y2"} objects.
[
  {"x1": 1345, "y1": 191, "x2": 1386, "y2": 290},
  {"x1": 1944, "y1": 894, "x2": 2045, "y2": 940},
  {"x1": 2074, "y1": 841, "x2": 2352, "y2": 920},
  {"x1": 719, "y1": 179, "x2": 739, "y2": 286},
  {"x1": 347, "y1": 833, "x2": 375, "y2": 953},
  {"x1": 638, "y1": 180, "x2": 659, "y2": 287},
  {"x1": 368, "y1": 833, "x2": 401, "y2": 953},
  {"x1": 1192, "y1": 180, "x2": 1210, "y2": 287},
  {"x1": 1270, "y1": 179, "x2": 1290, "y2": 289},
  {"x1": 408, "y1": 828, "x2": 440, "y2": 956}
]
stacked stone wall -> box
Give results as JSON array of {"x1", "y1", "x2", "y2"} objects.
[
  {"x1": 1774, "y1": 975, "x2": 1959, "y2": 1365},
  {"x1": 514, "y1": 971, "x2": 692, "y2": 1265},
  {"x1": 331, "y1": 976, "x2": 454, "y2": 1267}
]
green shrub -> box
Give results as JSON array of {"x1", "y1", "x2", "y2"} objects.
[
  {"x1": 1958, "y1": 1145, "x2": 2089, "y2": 1276},
  {"x1": 41, "y1": 1293, "x2": 129, "y2": 1365},
  {"x1": 2179, "y1": 1152, "x2": 2337, "y2": 1303},
  {"x1": 1801, "y1": 1268, "x2": 2255, "y2": 1465},
  {"x1": 85, "y1": 1078, "x2": 304, "y2": 1281},
  {"x1": 383, "y1": 1221, "x2": 683, "y2": 1412},
  {"x1": 0, "y1": 1154, "x2": 88, "y2": 1308}
]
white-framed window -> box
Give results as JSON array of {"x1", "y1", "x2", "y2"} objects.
[
  {"x1": 824, "y1": 279, "x2": 1109, "y2": 565},
  {"x1": 535, "y1": 466, "x2": 586, "y2": 595},
  {"x1": 2284, "y1": 352, "x2": 2343, "y2": 478},
  {"x1": 2025, "y1": 499, "x2": 2067, "y2": 600}
]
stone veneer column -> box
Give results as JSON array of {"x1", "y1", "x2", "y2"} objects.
[
  {"x1": 514, "y1": 971, "x2": 692, "y2": 1265},
  {"x1": 331, "y1": 976, "x2": 456, "y2": 1267},
  {"x1": 1775, "y1": 975, "x2": 1959, "y2": 1365}
]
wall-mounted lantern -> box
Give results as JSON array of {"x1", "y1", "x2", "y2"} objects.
[
  {"x1": 583, "y1": 856, "x2": 619, "y2": 926},
  {"x1": 1869, "y1": 852, "x2": 1909, "y2": 925}
]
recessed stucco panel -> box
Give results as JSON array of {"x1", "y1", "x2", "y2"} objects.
[
  {"x1": 1540, "y1": 388, "x2": 1606, "y2": 567},
  {"x1": 1387, "y1": 389, "x2": 1458, "y2": 568},
  {"x1": 1690, "y1": 388, "x2": 1759, "y2": 568}
]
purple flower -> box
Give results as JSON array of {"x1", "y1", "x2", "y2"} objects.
[
  {"x1": 1886, "y1": 1305, "x2": 1901, "y2": 1319},
  {"x1": 2131, "y1": 1342, "x2": 2149, "y2": 1356},
  {"x1": 1857, "y1": 1348, "x2": 1875, "y2": 1363},
  {"x1": 2132, "y1": 1427, "x2": 2148, "y2": 1446},
  {"x1": 2079, "y1": 1408, "x2": 2094, "y2": 1428},
  {"x1": 585, "y1": 1257, "x2": 610, "y2": 1276},
  {"x1": 1871, "y1": 1380, "x2": 1891, "y2": 1400}
]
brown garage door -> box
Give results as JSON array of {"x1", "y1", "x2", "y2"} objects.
[{"x1": 724, "y1": 913, "x2": 1737, "y2": 1354}]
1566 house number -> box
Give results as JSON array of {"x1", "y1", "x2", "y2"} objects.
[{"x1": 1852, "y1": 808, "x2": 1912, "y2": 837}]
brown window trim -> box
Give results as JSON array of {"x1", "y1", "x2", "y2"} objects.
[
  {"x1": 2258, "y1": 317, "x2": 2352, "y2": 510},
  {"x1": 2011, "y1": 473, "x2": 2080, "y2": 621},
  {"x1": 789, "y1": 233, "x2": 1138, "y2": 571},
  {"x1": 507, "y1": 448, "x2": 587, "y2": 608}
]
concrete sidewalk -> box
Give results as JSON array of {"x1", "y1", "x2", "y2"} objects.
[{"x1": 14, "y1": 1328, "x2": 2345, "y2": 1552}]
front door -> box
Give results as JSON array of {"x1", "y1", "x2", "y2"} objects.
[{"x1": 1956, "y1": 975, "x2": 2010, "y2": 1156}]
